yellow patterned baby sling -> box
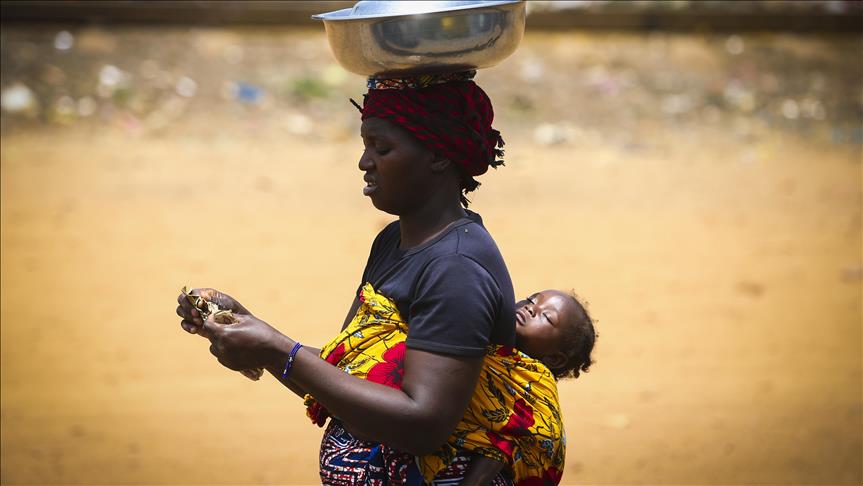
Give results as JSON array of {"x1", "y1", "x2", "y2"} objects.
[{"x1": 304, "y1": 284, "x2": 566, "y2": 484}]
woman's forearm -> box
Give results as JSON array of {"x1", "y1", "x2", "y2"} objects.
[
  {"x1": 461, "y1": 456, "x2": 506, "y2": 486},
  {"x1": 265, "y1": 346, "x2": 321, "y2": 398},
  {"x1": 267, "y1": 335, "x2": 482, "y2": 455}
]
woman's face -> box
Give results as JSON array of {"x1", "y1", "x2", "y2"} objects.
[
  {"x1": 359, "y1": 117, "x2": 436, "y2": 215},
  {"x1": 514, "y1": 290, "x2": 576, "y2": 359}
]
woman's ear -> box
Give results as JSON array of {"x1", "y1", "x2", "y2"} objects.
[
  {"x1": 430, "y1": 154, "x2": 452, "y2": 173},
  {"x1": 543, "y1": 351, "x2": 567, "y2": 371}
]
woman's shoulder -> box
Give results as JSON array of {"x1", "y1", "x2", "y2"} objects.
[
  {"x1": 378, "y1": 219, "x2": 400, "y2": 236},
  {"x1": 421, "y1": 215, "x2": 512, "y2": 292},
  {"x1": 455, "y1": 215, "x2": 506, "y2": 265},
  {"x1": 370, "y1": 219, "x2": 400, "y2": 248}
]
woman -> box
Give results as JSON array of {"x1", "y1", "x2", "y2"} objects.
[{"x1": 176, "y1": 71, "x2": 515, "y2": 484}]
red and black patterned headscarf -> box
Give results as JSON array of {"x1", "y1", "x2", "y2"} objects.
[{"x1": 353, "y1": 70, "x2": 504, "y2": 178}]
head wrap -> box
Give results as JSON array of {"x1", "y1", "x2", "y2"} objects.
[{"x1": 355, "y1": 70, "x2": 504, "y2": 177}]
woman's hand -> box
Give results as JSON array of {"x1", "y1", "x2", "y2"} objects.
[
  {"x1": 176, "y1": 288, "x2": 290, "y2": 370},
  {"x1": 201, "y1": 313, "x2": 291, "y2": 372},
  {"x1": 175, "y1": 288, "x2": 484, "y2": 455},
  {"x1": 176, "y1": 287, "x2": 251, "y2": 337}
]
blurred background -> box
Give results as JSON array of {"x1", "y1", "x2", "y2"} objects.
[{"x1": 1, "y1": 1, "x2": 861, "y2": 484}]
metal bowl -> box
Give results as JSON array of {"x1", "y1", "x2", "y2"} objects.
[{"x1": 312, "y1": 1, "x2": 525, "y2": 78}]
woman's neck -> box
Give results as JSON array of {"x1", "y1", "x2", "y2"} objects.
[{"x1": 398, "y1": 202, "x2": 467, "y2": 249}]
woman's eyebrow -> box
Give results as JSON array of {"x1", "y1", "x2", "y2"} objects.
[{"x1": 360, "y1": 128, "x2": 385, "y2": 139}]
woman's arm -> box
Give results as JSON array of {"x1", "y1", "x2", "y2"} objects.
[
  {"x1": 200, "y1": 313, "x2": 483, "y2": 455},
  {"x1": 267, "y1": 294, "x2": 359, "y2": 397},
  {"x1": 264, "y1": 346, "x2": 320, "y2": 399},
  {"x1": 290, "y1": 344, "x2": 483, "y2": 455},
  {"x1": 461, "y1": 456, "x2": 506, "y2": 486},
  {"x1": 179, "y1": 288, "x2": 485, "y2": 455}
]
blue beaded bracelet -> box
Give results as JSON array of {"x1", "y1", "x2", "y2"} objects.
[{"x1": 281, "y1": 342, "x2": 303, "y2": 380}]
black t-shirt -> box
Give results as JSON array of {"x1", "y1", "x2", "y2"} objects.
[{"x1": 358, "y1": 211, "x2": 516, "y2": 357}]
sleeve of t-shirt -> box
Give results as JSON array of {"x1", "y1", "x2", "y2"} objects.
[{"x1": 405, "y1": 254, "x2": 502, "y2": 357}]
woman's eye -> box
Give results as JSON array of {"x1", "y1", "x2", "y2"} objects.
[{"x1": 376, "y1": 147, "x2": 391, "y2": 155}]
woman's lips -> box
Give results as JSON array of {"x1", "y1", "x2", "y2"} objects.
[{"x1": 362, "y1": 174, "x2": 377, "y2": 196}]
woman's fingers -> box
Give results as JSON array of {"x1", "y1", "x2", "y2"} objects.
[
  {"x1": 177, "y1": 290, "x2": 226, "y2": 336},
  {"x1": 208, "y1": 340, "x2": 235, "y2": 370},
  {"x1": 179, "y1": 287, "x2": 251, "y2": 319},
  {"x1": 177, "y1": 293, "x2": 202, "y2": 326},
  {"x1": 199, "y1": 316, "x2": 223, "y2": 340},
  {"x1": 176, "y1": 305, "x2": 199, "y2": 320},
  {"x1": 176, "y1": 290, "x2": 192, "y2": 308},
  {"x1": 180, "y1": 319, "x2": 198, "y2": 334},
  {"x1": 197, "y1": 288, "x2": 250, "y2": 315},
  {"x1": 196, "y1": 288, "x2": 228, "y2": 310},
  {"x1": 177, "y1": 292, "x2": 199, "y2": 316}
]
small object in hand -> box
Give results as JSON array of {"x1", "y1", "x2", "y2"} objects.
[
  {"x1": 181, "y1": 286, "x2": 236, "y2": 324},
  {"x1": 181, "y1": 286, "x2": 264, "y2": 381}
]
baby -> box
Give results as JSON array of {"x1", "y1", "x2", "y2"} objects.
[
  {"x1": 461, "y1": 289, "x2": 597, "y2": 485},
  {"x1": 306, "y1": 285, "x2": 596, "y2": 485},
  {"x1": 511, "y1": 289, "x2": 597, "y2": 380}
]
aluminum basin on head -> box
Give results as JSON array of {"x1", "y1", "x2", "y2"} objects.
[{"x1": 313, "y1": 1, "x2": 525, "y2": 78}]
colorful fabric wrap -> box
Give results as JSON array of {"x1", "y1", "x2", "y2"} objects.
[
  {"x1": 319, "y1": 420, "x2": 514, "y2": 486},
  {"x1": 358, "y1": 71, "x2": 505, "y2": 177},
  {"x1": 304, "y1": 284, "x2": 565, "y2": 486}
]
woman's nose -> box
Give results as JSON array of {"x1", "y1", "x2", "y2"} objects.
[
  {"x1": 358, "y1": 149, "x2": 374, "y2": 171},
  {"x1": 524, "y1": 304, "x2": 536, "y2": 317}
]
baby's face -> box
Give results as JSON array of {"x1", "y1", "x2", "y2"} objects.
[{"x1": 514, "y1": 290, "x2": 577, "y2": 359}]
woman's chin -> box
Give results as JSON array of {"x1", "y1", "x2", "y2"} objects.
[{"x1": 369, "y1": 198, "x2": 398, "y2": 216}]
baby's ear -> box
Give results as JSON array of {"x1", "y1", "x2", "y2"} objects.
[{"x1": 543, "y1": 351, "x2": 567, "y2": 371}]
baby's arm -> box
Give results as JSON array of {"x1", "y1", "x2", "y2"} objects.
[{"x1": 461, "y1": 455, "x2": 506, "y2": 486}]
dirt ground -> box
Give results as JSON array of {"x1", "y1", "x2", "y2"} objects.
[{"x1": 1, "y1": 26, "x2": 861, "y2": 485}]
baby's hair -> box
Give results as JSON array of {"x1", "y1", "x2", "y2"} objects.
[{"x1": 550, "y1": 292, "x2": 597, "y2": 380}]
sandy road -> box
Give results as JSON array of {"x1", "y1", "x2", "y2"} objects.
[{"x1": 2, "y1": 28, "x2": 861, "y2": 484}]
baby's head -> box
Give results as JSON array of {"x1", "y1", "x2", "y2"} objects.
[{"x1": 515, "y1": 290, "x2": 596, "y2": 380}]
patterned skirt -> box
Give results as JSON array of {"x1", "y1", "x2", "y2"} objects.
[{"x1": 320, "y1": 420, "x2": 514, "y2": 486}]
